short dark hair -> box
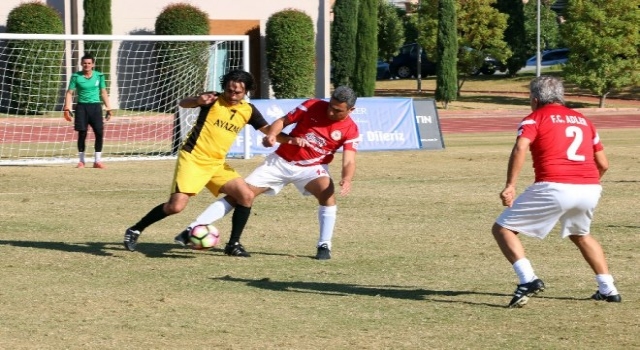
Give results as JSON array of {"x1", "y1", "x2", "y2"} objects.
[
  {"x1": 220, "y1": 70, "x2": 255, "y2": 94},
  {"x1": 331, "y1": 86, "x2": 357, "y2": 108},
  {"x1": 81, "y1": 53, "x2": 95, "y2": 62}
]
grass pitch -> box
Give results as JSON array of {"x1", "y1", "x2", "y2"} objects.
[{"x1": 0, "y1": 129, "x2": 638, "y2": 349}]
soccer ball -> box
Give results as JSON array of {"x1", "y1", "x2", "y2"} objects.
[{"x1": 189, "y1": 224, "x2": 220, "y2": 250}]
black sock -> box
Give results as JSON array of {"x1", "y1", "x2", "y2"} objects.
[
  {"x1": 228, "y1": 205, "x2": 251, "y2": 244},
  {"x1": 131, "y1": 204, "x2": 168, "y2": 232}
]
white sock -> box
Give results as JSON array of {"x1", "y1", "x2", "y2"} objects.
[
  {"x1": 188, "y1": 198, "x2": 234, "y2": 228},
  {"x1": 79, "y1": 152, "x2": 85, "y2": 163},
  {"x1": 595, "y1": 274, "x2": 618, "y2": 296},
  {"x1": 513, "y1": 258, "x2": 537, "y2": 284},
  {"x1": 317, "y1": 205, "x2": 337, "y2": 249},
  {"x1": 95, "y1": 152, "x2": 102, "y2": 163}
]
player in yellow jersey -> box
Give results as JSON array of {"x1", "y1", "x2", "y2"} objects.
[{"x1": 124, "y1": 70, "x2": 269, "y2": 256}]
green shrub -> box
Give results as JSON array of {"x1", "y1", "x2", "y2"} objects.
[
  {"x1": 6, "y1": 1, "x2": 64, "y2": 114},
  {"x1": 83, "y1": 0, "x2": 112, "y2": 84},
  {"x1": 154, "y1": 3, "x2": 209, "y2": 112},
  {"x1": 266, "y1": 9, "x2": 315, "y2": 98}
]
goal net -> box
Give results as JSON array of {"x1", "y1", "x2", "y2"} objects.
[{"x1": 0, "y1": 34, "x2": 249, "y2": 165}]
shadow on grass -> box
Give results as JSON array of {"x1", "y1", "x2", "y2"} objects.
[
  {"x1": 0, "y1": 240, "x2": 198, "y2": 258},
  {"x1": 212, "y1": 275, "x2": 520, "y2": 308}
]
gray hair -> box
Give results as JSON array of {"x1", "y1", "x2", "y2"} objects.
[
  {"x1": 529, "y1": 75, "x2": 565, "y2": 106},
  {"x1": 331, "y1": 86, "x2": 358, "y2": 108}
]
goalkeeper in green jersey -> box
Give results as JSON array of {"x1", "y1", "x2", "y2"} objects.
[{"x1": 63, "y1": 53, "x2": 112, "y2": 169}]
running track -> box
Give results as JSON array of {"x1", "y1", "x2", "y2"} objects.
[
  {"x1": 438, "y1": 109, "x2": 640, "y2": 133},
  {"x1": 0, "y1": 109, "x2": 638, "y2": 144}
]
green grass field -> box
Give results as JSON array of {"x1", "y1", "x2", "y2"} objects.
[{"x1": 0, "y1": 129, "x2": 638, "y2": 349}]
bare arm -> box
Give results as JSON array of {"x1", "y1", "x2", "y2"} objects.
[
  {"x1": 339, "y1": 150, "x2": 357, "y2": 196},
  {"x1": 594, "y1": 150, "x2": 609, "y2": 179},
  {"x1": 262, "y1": 117, "x2": 309, "y2": 147},
  {"x1": 63, "y1": 90, "x2": 74, "y2": 111},
  {"x1": 179, "y1": 91, "x2": 217, "y2": 108},
  {"x1": 500, "y1": 137, "x2": 530, "y2": 207},
  {"x1": 100, "y1": 89, "x2": 112, "y2": 120},
  {"x1": 100, "y1": 89, "x2": 112, "y2": 111}
]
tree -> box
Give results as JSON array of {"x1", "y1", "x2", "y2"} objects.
[
  {"x1": 352, "y1": 0, "x2": 378, "y2": 97},
  {"x1": 331, "y1": 0, "x2": 359, "y2": 88},
  {"x1": 266, "y1": 9, "x2": 315, "y2": 98},
  {"x1": 418, "y1": 0, "x2": 511, "y2": 93},
  {"x1": 83, "y1": 0, "x2": 112, "y2": 84},
  {"x1": 562, "y1": 0, "x2": 640, "y2": 107},
  {"x1": 494, "y1": 0, "x2": 527, "y2": 76},
  {"x1": 154, "y1": 3, "x2": 210, "y2": 112},
  {"x1": 523, "y1": 1, "x2": 562, "y2": 54},
  {"x1": 377, "y1": 0, "x2": 405, "y2": 62},
  {"x1": 435, "y1": 0, "x2": 458, "y2": 108}
]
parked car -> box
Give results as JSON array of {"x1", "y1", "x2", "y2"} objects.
[
  {"x1": 389, "y1": 43, "x2": 437, "y2": 79},
  {"x1": 377, "y1": 59, "x2": 391, "y2": 80},
  {"x1": 464, "y1": 47, "x2": 507, "y2": 75},
  {"x1": 474, "y1": 54, "x2": 506, "y2": 75},
  {"x1": 526, "y1": 48, "x2": 569, "y2": 66}
]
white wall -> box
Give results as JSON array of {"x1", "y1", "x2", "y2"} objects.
[{"x1": 0, "y1": 0, "x2": 331, "y2": 98}]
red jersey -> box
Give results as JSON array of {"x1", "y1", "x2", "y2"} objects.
[
  {"x1": 275, "y1": 99, "x2": 360, "y2": 166},
  {"x1": 518, "y1": 104, "x2": 603, "y2": 184}
]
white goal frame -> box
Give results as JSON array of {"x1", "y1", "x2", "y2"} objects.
[{"x1": 0, "y1": 33, "x2": 250, "y2": 165}]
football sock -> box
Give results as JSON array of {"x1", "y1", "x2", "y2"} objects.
[
  {"x1": 512, "y1": 258, "x2": 537, "y2": 284},
  {"x1": 317, "y1": 205, "x2": 337, "y2": 249},
  {"x1": 95, "y1": 152, "x2": 102, "y2": 163},
  {"x1": 78, "y1": 152, "x2": 85, "y2": 163},
  {"x1": 595, "y1": 274, "x2": 618, "y2": 296},
  {"x1": 189, "y1": 197, "x2": 233, "y2": 228},
  {"x1": 228, "y1": 205, "x2": 251, "y2": 244},
  {"x1": 131, "y1": 204, "x2": 168, "y2": 233}
]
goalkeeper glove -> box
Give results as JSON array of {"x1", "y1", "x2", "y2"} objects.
[
  {"x1": 105, "y1": 110, "x2": 112, "y2": 121},
  {"x1": 63, "y1": 109, "x2": 73, "y2": 122}
]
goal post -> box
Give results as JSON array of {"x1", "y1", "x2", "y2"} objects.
[{"x1": 0, "y1": 33, "x2": 249, "y2": 165}]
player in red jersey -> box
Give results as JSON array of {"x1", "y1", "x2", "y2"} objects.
[
  {"x1": 492, "y1": 76, "x2": 621, "y2": 308},
  {"x1": 175, "y1": 86, "x2": 360, "y2": 259}
]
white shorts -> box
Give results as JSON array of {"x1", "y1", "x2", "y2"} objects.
[
  {"x1": 495, "y1": 182, "x2": 602, "y2": 239},
  {"x1": 245, "y1": 153, "x2": 331, "y2": 196}
]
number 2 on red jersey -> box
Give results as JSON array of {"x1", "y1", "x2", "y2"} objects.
[{"x1": 565, "y1": 126, "x2": 586, "y2": 161}]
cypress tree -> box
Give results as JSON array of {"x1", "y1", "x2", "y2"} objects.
[
  {"x1": 435, "y1": 0, "x2": 458, "y2": 108},
  {"x1": 83, "y1": 0, "x2": 112, "y2": 84},
  {"x1": 495, "y1": 0, "x2": 527, "y2": 76},
  {"x1": 331, "y1": 0, "x2": 359, "y2": 88},
  {"x1": 352, "y1": 0, "x2": 378, "y2": 97}
]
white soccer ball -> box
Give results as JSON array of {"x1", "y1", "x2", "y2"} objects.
[{"x1": 189, "y1": 224, "x2": 220, "y2": 250}]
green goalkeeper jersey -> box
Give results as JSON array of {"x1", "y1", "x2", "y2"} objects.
[{"x1": 68, "y1": 70, "x2": 106, "y2": 104}]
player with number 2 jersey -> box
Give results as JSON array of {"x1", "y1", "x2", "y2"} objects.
[
  {"x1": 519, "y1": 104, "x2": 602, "y2": 184},
  {"x1": 491, "y1": 76, "x2": 621, "y2": 308}
]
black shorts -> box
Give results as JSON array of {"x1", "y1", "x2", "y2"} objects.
[{"x1": 74, "y1": 103, "x2": 103, "y2": 132}]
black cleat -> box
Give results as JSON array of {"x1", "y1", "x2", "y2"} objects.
[
  {"x1": 508, "y1": 278, "x2": 545, "y2": 308},
  {"x1": 174, "y1": 228, "x2": 190, "y2": 247},
  {"x1": 592, "y1": 290, "x2": 621, "y2": 302},
  {"x1": 224, "y1": 242, "x2": 251, "y2": 257},
  {"x1": 315, "y1": 243, "x2": 331, "y2": 260},
  {"x1": 123, "y1": 228, "x2": 141, "y2": 252}
]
